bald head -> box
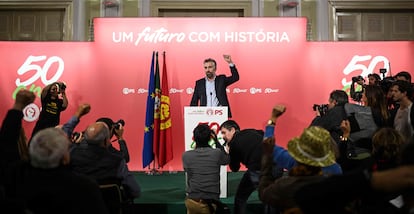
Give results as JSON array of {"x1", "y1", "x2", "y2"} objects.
[{"x1": 84, "y1": 122, "x2": 110, "y2": 146}]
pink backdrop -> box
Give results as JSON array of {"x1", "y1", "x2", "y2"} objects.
[{"x1": 1, "y1": 18, "x2": 413, "y2": 171}]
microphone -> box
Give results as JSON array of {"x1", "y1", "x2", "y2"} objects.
[{"x1": 210, "y1": 92, "x2": 213, "y2": 107}]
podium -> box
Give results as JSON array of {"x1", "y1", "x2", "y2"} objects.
[{"x1": 184, "y1": 106, "x2": 228, "y2": 198}]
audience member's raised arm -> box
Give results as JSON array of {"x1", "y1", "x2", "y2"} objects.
[
  {"x1": 61, "y1": 103, "x2": 90, "y2": 138},
  {"x1": 0, "y1": 90, "x2": 35, "y2": 163}
]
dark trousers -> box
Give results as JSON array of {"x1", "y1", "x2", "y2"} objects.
[{"x1": 234, "y1": 170, "x2": 260, "y2": 214}]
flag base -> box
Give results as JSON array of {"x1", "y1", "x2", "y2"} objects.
[{"x1": 146, "y1": 168, "x2": 162, "y2": 176}]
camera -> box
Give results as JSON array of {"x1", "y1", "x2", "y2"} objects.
[
  {"x1": 312, "y1": 104, "x2": 329, "y2": 116},
  {"x1": 56, "y1": 82, "x2": 66, "y2": 92},
  {"x1": 352, "y1": 75, "x2": 364, "y2": 82},
  {"x1": 379, "y1": 76, "x2": 395, "y2": 94},
  {"x1": 376, "y1": 68, "x2": 396, "y2": 94},
  {"x1": 352, "y1": 91, "x2": 363, "y2": 102},
  {"x1": 350, "y1": 76, "x2": 365, "y2": 102},
  {"x1": 114, "y1": 119, "x2": 125, "y2": 129},
  {"x1": 71, "y1": 131, "x2": 83, "y2": 143}
]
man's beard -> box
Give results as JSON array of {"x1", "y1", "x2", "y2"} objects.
[{"x1": 206, "y1": 72, "x2": 214, "y2": 79}]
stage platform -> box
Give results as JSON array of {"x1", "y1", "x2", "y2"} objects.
[{"x1": 124, "y1": 171, "x2": 264, "y2": 214}]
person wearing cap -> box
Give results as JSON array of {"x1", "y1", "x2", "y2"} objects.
[
  {"x1": 264, "y1": 105, "x2": 343, "y2": 176},
  {"x1": 259, "y1": 126, "x2": 336, "y2": 212},
  {"x1": 294, "y1": 141, "x2": 414, "y2": 214}
]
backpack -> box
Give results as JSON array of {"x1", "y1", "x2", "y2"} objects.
[{"x1": 344, "y1": 103, "x2": 378, "y2": 142}]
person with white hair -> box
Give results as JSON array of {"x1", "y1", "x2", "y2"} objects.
[{"x1": 4, "y1": 128, "x2": 108, "y2": 214}]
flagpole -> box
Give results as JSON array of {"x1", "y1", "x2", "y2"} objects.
[
  {"x1": 144, "y1": 51, "x2": 161, "y2": 176},
  {"x1": 147, "y1": 159, "x2": 161, "y2": 175},
  {"x1": 143, "y1": 51, "x2": 156, "y2": 171},
  {"x1": 148, "y1": 51, "x2": 162, "y2": 176}
]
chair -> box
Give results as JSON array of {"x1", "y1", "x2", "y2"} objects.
[
  {"x1": 99, "y1": 184, "x2": 123, "y2": 214},
  {"x1": 283, "y1": 207, "x2": 303, "y2": 214}
]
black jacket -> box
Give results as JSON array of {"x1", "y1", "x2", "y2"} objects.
[
  {"x1": 228, "y1": 129, "x2": 263, "y2": 172},
  {"x1": 310, "y1": 105, "x2": 347, "y2": 144},
  {"x1": 190, "y1": 65, "x2": 239, "y2": 118}
]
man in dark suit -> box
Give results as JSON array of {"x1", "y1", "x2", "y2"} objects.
[
  {"x1": 70, "y1": 121, "x2": 141, "y2": 200},
  {"x1": 190, "y1": 55, "x2": 240, "y2": 118}
]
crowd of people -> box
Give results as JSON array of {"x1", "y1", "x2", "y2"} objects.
[
  {"x1": 3, "y1": 65, "x2": 414, "y2": 214},
  {"x1": 0, "y1": 82, "x2": 140, "y2": 214},
  {"x1": 185, "y1": 70, "x2": 414, "y2": 214}
]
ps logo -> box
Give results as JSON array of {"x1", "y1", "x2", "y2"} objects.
[
  {"x1": 214, "y1": 110, "x2": 223, "y2": 115},
  {"x1": 206, "y1": 109, "x2": 214, "y2": 115},
  {"x1": 206, "y1": 109, "x2": 223, "y2": 116}
]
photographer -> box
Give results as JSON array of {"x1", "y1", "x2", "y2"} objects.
[
  {"x1": 30, "y1": 81, "x2": 68, "y2": 140},
  {"x1": 310, "y1": 90, "x2": 349, "y2": 144},
  {"x1": 350, "y1": 75, "x2": 365, "y2": 102},
  {"x1": 183, "y1": 124, "x2": 230, "y2": 214},
  {"x1": 368, "y1": 73, "x2": 381, "y2": 86},
  {"x1": 96, "y1": 117, "x2": 130, "y2": 163}
]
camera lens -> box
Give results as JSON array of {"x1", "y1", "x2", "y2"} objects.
[
  {"x1": 352, "y1": 76, "x2": 360, "y2": 82},
  {"x1": 114, "y1": 119, "x2": 125, "y2": 129}
]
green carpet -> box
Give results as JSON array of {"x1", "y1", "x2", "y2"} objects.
[{"x1": 126, "y1": 171, "x2": 264, "y2": 214}]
